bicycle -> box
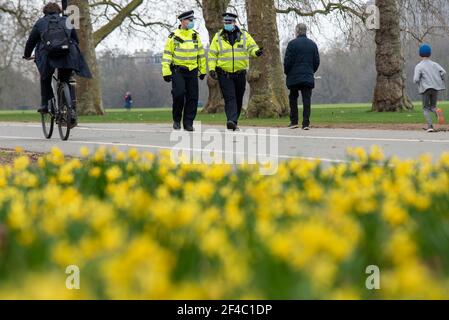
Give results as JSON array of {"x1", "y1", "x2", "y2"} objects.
[{"x1": 24, "y1": 56, "x2": 77, "y2": 141}]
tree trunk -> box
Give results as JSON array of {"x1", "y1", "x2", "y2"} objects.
[
  {"x1": 245, "y1": 0, "x2": 288, "y2": 118},
  {"x1": 372, "y1": 0, "x2": 413, "y2": 111},
  {"x1": 69, "y1": 0, "x2": 105, "y2": 115},
  {"x1": 201, "y1": 0, "x2": 230, "y2": 114}
]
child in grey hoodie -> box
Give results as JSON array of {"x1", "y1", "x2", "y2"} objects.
[{"x1": 414, "y1": 44, "x2": 446, "y2": 132}]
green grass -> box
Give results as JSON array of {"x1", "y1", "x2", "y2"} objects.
[{"x1": 1, "y1": 102, "x2": 448, "y2": 126}]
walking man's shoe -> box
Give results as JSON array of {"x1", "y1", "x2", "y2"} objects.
[
  {"x1": 173, "y1": 122, "x2": 181, "y2": 130},
  {"x1": 184, "y1": 125, "x2": 195, "y2": 132},
  {"x1": 302, "y1": 126, "x2": 311, "y2": 131},
  {"x1": 288, "y1": 123, "x2": 299, "y2": 129},
  {"x1": 427, "y1": 125, "x2": 435, "y2": 133},
  {"x1": 227, "y1": 121, "x2": 237, "y2": 131}
]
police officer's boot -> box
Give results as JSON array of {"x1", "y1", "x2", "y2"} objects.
[
  {"x1": 173, "y1": 122, "x2": 181, "y2": 130},
  {"x1": 227, "y1": 121, "x2": 237, "y2": 131}
]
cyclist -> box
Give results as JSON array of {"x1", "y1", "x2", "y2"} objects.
[{"x1": 23, "y1": 2, "x2": 91, "y2": 126}]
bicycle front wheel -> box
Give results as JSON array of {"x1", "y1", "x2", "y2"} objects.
[
  {"x1": 57, "y1": 84, "x2": 72, "y2": 141},
  {"x1": 41, "y1": 106, "x2": 54, "y2": 139}
]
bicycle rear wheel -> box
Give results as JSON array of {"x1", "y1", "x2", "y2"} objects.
[
  {"x1": 57, "y1": 84, "x2": 72, "y2": 141},
  {"x1": 41, "y1": 101, "x2": 54, "y2": 139}
]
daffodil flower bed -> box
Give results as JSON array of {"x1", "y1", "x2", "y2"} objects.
[{"x1": 0, "y1": 146, "x2": 449, "y2": 299}]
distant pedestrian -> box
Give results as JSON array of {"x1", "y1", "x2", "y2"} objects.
[
  {"x1": 124, "y1": 91, "x2": 133, "y2": 111},
  {"x1": 284, "y1": 23, "x2": 320, "y2": 130},
  {"x1": 414, "y1": 44, "x2": 446, "y2": 133}
]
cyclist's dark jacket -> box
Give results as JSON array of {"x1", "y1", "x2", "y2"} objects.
[{"x1": 24, "y1": 13, "x2": 92, "y2": 79}]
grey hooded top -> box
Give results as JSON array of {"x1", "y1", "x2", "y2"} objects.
[{"x1": 414, "y1": 59, "x2": 446, "y2": 94}]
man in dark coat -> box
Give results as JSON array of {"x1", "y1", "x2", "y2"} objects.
[
  {"x1": 284, "y1": 23, "x2": 320, "y2": 130},
  {"x1": 23, "y1": 2, "x2": 92, "y2": 114}
]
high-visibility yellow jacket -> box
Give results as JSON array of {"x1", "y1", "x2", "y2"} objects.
[
  {"x1": 208, "y1": 28, "x2": 260, "y2": 73},
  {"x1": 162, "y1": 28, "x2": 207, "y2": 77}
]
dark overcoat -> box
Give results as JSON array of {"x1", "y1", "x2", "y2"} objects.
[
  {"x1": 284, "y1": 35, "x2": 320, "y2": 89},
  {"x1": 24, "y1": 13, "x2": 92, "y2": 80}
]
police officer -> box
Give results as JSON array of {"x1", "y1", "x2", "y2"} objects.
[
  {"x1": 208, "y1": 13, "x2": 263, "y2": 131},
  {"x1": 162, "y1": 11, "x2": 207, "y2": 131}
]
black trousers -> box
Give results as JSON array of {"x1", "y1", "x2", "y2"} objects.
[
  {"x1": 40, "y1": 68, "x2": 73, "y2": 106},
  {"x1": 171, "y1": 68, "x2": 199, "y2": 127},
  {"x1": 289, "y1": 85, "x2": 313, "y2": 127},
  {"x1": 218, "y1": 72, "x2": 246, "y2": 124}
]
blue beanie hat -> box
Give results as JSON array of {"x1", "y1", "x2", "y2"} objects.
[{"x1": 419, "y1": 44, "x2": 432, "y2": 57}]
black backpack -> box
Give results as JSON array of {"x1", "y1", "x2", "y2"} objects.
[{"x1": 41, "y1": 15, "x2": 71, "y2": 57}]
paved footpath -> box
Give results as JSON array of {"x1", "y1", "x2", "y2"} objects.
[{"x1": 0, "y1": 122, "x2": 448, "y2": 163}]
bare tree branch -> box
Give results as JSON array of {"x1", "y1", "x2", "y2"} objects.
[
  {"x1": 276, "y1": 0, "x2": 366, "y2": 21},
  {"x1": 93, "y1": 0, "x2": 144, "y2": 46}
]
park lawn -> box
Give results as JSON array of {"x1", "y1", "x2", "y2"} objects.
[{"x1": 0, "y1": 102, "x2": 448, "y2": 126}]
